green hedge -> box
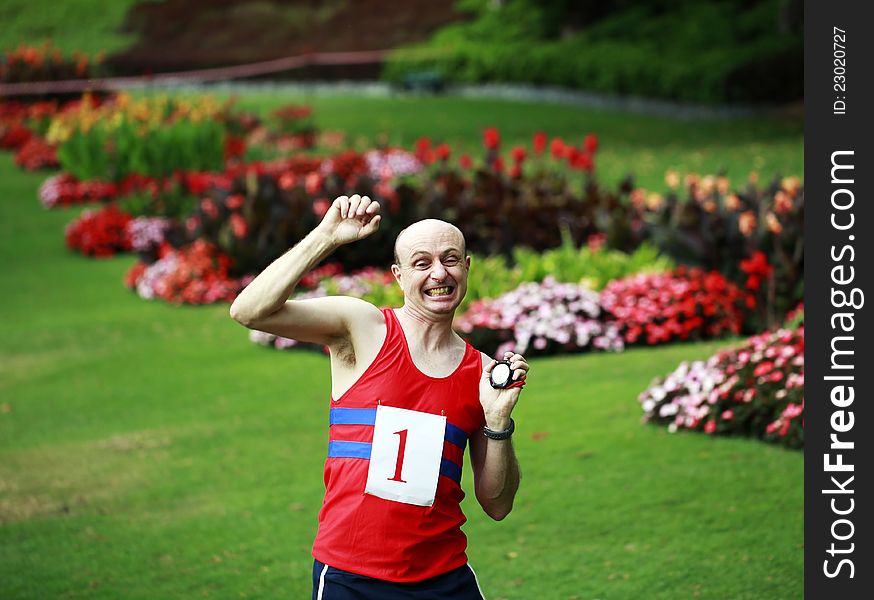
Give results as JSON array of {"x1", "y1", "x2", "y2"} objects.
[{"x1": 383, "y1": 0, "x2": 802, "y2": 104}]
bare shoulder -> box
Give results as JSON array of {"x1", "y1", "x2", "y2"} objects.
[{"x1": 480, "y1": 352, "x2": 494, "y2": 369}]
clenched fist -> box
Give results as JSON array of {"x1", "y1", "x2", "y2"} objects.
[{"x1": 317, "y1": 194, "x2": 381, "y2": 246}]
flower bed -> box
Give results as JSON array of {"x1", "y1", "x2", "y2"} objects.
[
  {"x1": 14, "y1": 137, "x2": 58, "y2": 170},
  {"x1": 454, "y1": 277, "x2": 623, "y2": 357},
  {"x1": 600, "y1": 267, "x2": 749, "y2": 345},
  {"x1": 633, "y1": 171, "x2": 804, "y2": 329},
  {"x1": 638, "y1": 313, "x2": 804, "y2": 448},
  {"x1": 65, "y1": 204, "x2": 133, "y2": 257},
  {"x1": 125, "y1": 240, "x2": 252, "y2": 305},
  {"x1": 1, "y1": 43, "x2": 104, "y2": 86}
]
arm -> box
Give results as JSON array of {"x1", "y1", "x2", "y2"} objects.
[
  {"x1": 229, "y1": 194, "x2": 382, "y2": 345},
  {"x1": 469, "y1": 351, "x2": 529, "y2": 521}
]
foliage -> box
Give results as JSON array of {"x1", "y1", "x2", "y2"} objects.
[
  {"x1": 601, "y1": 267, "x2": 749, "y2": 346},
  {"x1": 639, "y1": 310, "x2": 804, "y2": 448},
  {"x1": 49, "y1": 93, "x2": 232, "y2": 181}
]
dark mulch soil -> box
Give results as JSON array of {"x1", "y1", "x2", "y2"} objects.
[{"x1": 107, "y1": 0, "x2": 469, "y2": 77}]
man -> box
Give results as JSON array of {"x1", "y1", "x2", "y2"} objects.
[{"x1": 230, "y1": 194, "x2": 528, "y2": 599}]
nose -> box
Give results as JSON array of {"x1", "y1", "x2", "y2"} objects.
[{"x1": 429, "y1": 263, "x2": 448, "y2": 281}]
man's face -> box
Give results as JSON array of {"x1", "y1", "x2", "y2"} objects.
[{"x1": 391, "y1": 222, "x2": 470, "y2": 317}]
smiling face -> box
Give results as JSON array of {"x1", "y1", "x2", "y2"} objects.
[{"x1": 391, "y1": 220, "x2": 471, "y2": 318}]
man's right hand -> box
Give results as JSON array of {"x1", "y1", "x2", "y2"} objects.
[{"x1": 317, "y1": 194, "x2": 381, "y2": 246}]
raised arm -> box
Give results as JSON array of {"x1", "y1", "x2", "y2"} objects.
[{"x1": 229, "y1": 194, "x2": 383, "y2": 345}]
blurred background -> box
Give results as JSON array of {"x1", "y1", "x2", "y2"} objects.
[{"x1": 1, "y1": 1, "x2": 803, "y2": 598}]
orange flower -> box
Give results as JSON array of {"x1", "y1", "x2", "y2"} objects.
[
  {"x1": 664, "y1": 170, "x2": 680, "y2": 189},
  {"x1": 725, "y1": 193, "x2": 741, "y2": 211},
  {"x1": 716, "y1": 176, "x2": 730, "y2": 194},
  {"x1": 781, "y1": 176, "x2": 802, "y2": 198},
  {"x1": 739, "y1": 211, "x2": 757, "y2": 236},
  {"x1": 766, "y1": 212, "x2": 783, "y2": 235},
  {"x1": 773, "y1": 190, "x2": 793, "y2": 215},
  {"x1": 646, "y1": 192, "x2": 664, "y2": 211},
  {"x1": 684, "y1": 173, "x2": 699, "y2": 189}
]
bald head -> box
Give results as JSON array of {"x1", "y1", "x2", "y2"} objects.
[{"x1": 393, "y1": 219, "x2": 467, "y2": 265}]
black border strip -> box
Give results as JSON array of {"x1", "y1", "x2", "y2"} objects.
[{"x1": 805, "y1": 1, "x2": 872, "y2": 597}]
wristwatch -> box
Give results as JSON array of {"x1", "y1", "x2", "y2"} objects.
[{"x1": 483, "y1": 418, "x2": 515, "y2": 440}]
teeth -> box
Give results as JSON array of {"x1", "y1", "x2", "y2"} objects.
[{"x1": 426, "y1": 286, "x2": 451, "y2": 296}]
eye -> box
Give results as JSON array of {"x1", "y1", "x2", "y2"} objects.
[
  {"x1": 444, "y1": 256, "x2": 459, "y2": 266},
  {"x1": 414, "y1": 260, "x2": 429, "y2": 269}
]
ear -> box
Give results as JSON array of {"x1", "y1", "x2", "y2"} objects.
[
  {"x1": 390, "y1": 263, "x2": 402, "y2": 284},
  {"x1": 465, "y1": 255, "x2": 472, "y2": 269}
]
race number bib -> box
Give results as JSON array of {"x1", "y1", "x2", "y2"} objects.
[{"x1": 364, "y1": 405, "x2": 446, "y2": 507}]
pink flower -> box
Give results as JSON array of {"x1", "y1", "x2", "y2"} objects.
[
  {"x1": 721, "y1": 410, "x2": 734, "y2": 421},
  {"x1": 704, "y1": 420, "x2": 717, "y2": 434}
]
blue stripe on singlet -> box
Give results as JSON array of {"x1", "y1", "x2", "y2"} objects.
[
  {"x1": 440, "y1": 458, "x2": 462, "y2": 484},
  {"x1": 329, "y1": 408, "x2": 377, "y2": 425},
  {"x1": 327, "y1": 441, "x2": 372, "y2": 459},
  {"x1": 444, "y1": 422, "x2": 468, "y2": 449}
]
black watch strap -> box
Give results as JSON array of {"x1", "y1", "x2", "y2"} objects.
[{"x1": 483, "y1": 418, "x2": 515, "y2": 440}]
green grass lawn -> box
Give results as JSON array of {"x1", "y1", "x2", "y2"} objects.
[{"x1": 0, "y1": 94, "x2": 802, "y2": 600}]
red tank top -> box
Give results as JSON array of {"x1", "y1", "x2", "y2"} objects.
[{"x1": 311, "y1": 308, "x2": 485, "y2": 582}]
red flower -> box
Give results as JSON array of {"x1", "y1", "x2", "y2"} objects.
[
  {"x1": 224, "y1": 194, "x2": 245, "y2": 211},
  {"x1": 533, "y1": 131, "x2": 547, "y2": 155},
  {"x1": 510, "y1": 145, "x2": 527, "y2": 164},
  {"x1": 200, "y1": 198, "x2": 219, "y2": 220},
  {"x1": 313, "y1": 198, "x2": 331, "y2": 218},
  {"x1": 224, "y1": 136, "x2": 246, "y2": 160},
  {"x1": 414, "y1": 137, "x2": 433, "y2": 163},
  {"x1": 574, "y1": 152, "x2": 594, "y2": 172},
  {"x1": 509, "y1": 164, "x2": 522, "y2": 178},
  {"x1": 549, "y1": 137, "x2": 565, "y2": 160},
  {"x1": 492, "y1": 156, "x2": 505, "y2": 174},
  {"x1": 435, "y1": 143, "x2": 451, "y2": 162},
  {"x1": 229, "y1": 213, "x2": 248, "y2": 238},
  {"x1": 305, "y1": 172, "x2": 323, "y2": 195},
  {"x1": 278, "y1": 172, "x2": 298, "y2": 190},
  {"x1": 704, "y1": 420, "x2": 717, "y2": 434},
  {"x1": 459, "y1": 154, "x2": 473, "y2": 170},
  {"x1": 753, "y1": 361, "x2": 774, "y2": 377},
  {"x1": 584, "y1": 133, "x2": 599, "y2": 154},
  {"x1": 740, "y1": 251, "x2": 773, "y2": 277},
  {"x1": 184, "y1": 172, "x2": 211, "y2": 195},
  {"x1": 483, "y1": 127, "x2": 500, "y2": 150}
]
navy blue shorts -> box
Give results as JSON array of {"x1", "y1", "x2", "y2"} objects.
[{"x1": 312, "y1": 559, "x2": 486, "y2": 599}]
